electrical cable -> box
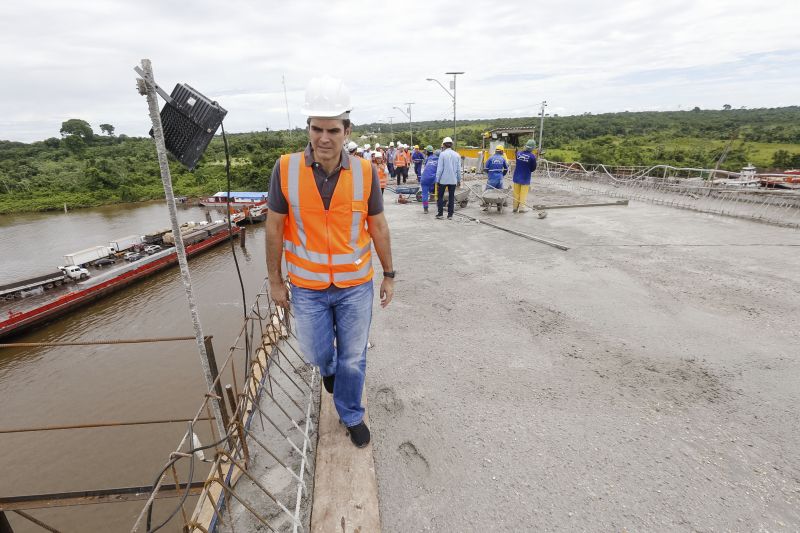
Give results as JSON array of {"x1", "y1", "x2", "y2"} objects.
[
  {"x1": 145, "y1": 422, "x2": 237, "y2": 532},
  {"x1": 220, "y1": 122, "x2": 253, "y2": 386},
  {"x1": 144, "y1": 125, "x2": 255, "y2": 532}
]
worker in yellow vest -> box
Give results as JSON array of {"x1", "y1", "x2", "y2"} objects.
[{"x1": 266, "y1": 76, "x2": 395, "y2": 448}]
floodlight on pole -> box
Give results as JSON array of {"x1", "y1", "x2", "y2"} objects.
[
  {"x1": 134, "y1": 59, "x2": 227, "y2": 441},
  {"x1": 392, "y1": 103, "x2": 414, "y2": 147},
  {"x1": 427, "y1": 72, "x2": 464, "y2": 148}
]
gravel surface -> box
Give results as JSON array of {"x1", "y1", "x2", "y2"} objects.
[{"x1": 366, "y1": 181, "x2": 800, "y2": 532}]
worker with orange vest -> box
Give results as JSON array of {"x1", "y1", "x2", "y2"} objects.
[
  {"x1": 266, "y1": 76, "x2": 395, "y2": 448},
  {"x1": 394, "y1": 143, "x2": 410, "y2": 185},
  {"x1": 372, "y1": 150, "x2": 389, "y2": 195}
]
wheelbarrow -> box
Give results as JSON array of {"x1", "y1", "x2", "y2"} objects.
[
  {"x1": 470, "y1": 183, "x2": 511, "y2": 213},
  {"x1": 417, "y1": 185, "x2": 470, "y2": 208},
  {"x1": 388, "y1": 184, "x2": 421, "y2": 203}
]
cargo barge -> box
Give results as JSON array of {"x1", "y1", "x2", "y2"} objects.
[{"x1": 0, "y1": 224, "x2": 240, "y2": 340}]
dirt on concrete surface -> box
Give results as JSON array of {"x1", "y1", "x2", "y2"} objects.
[{"x1": 366, "y1": 181, "x2": 800, "y2": 532}]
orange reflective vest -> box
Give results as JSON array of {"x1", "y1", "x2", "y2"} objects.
[
  {"x1": 394, "y1": 150, "x2": 409, "y2": 167},
  {"x1": 375, "y1": 162, "x2": 388, "y2": 188},
  {"x1": 280, "y1": 153, "x2": 374, "y2": 289}
]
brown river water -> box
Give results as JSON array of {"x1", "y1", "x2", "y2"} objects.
[{"x1": 0, "y1": 201, "x2": 269, "y2": 532}]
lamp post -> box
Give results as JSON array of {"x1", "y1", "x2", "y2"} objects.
[
  {"x1": 393, "y1": 103, "x2": 414, "y2": 147},
  {"x1": 538, "y1": 100, "x2": 547, "y2": 155},
  {"x1": 427, "y1": 72, "x2": 464, "y2": 147},
  {"x1": 388, "y1": 116, "x2": 394, "y2": 144}
]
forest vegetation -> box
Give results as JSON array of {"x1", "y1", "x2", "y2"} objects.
[{"x1": 1, "y1": 107, "x2": 799, "y2": 214}]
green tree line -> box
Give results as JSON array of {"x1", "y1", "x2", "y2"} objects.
[{"x1": 1, "y1": 108, "x2": 798, "y2": 214}]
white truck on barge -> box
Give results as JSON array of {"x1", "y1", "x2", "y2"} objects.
[
  {"x1": 109, "y1": 235, "x2": 143, "y2": 253},
  {"x1": 0, "y1": 266, "x2": 90, "y2": 300}
]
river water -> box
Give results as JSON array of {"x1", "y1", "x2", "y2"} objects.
[{"x1": 0, "y1": 201, "x2": 269, "y2": 531}]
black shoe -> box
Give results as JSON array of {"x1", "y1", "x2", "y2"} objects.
[
  {"x1": 435, "y1": 214, "x2": 444, "y2": 219},
  {"x1": 322, "y1": 374, "x2": 335, "y2": 394},
  {"x1": 347, "y1": 422, "x2": 371, "y2": 448},
  {"x1": 423, "y1": 207, "x2": 429, "y2": 214},
  {"x1": 447, "y1": 215, "x2": 452, "y2": 220}
]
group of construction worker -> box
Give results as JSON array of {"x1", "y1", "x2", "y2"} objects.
[
  {"x1": 346, "y1": 141, "x2": 429, "y2": 189},
  {"x1": 483, "y1": 139, "x2": 539, "y2": 212},
  {"x1": 346, "y1": 137, "x2": 539, "y2": 215},
  {"x1": 345, "y1": 138, "x2": 465, "y2": 218}
]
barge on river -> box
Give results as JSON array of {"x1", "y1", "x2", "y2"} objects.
[{"x1": 0, "y1": 223, "x2": 240, "y2": 340}]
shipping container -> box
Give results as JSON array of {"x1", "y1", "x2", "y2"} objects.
[{"x1": 63, "y1": 246, "x2": 113, "y2": 266}]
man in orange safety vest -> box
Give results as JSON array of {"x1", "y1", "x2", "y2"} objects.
[{"x1": 266, "y1": 76, "x2": 395, "y2": 448}]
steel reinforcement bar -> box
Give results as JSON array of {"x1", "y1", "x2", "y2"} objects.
[
  {"x1": 130, "y1": 279, "x2": 317, "y2": 533},
  {"x1": 536, "y1": 159, "x2": 800, "y2": 228}
]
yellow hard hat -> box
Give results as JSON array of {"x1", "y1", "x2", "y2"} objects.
[{"x1": 495, "y1": 144, "x2": 504, "y2": 151}]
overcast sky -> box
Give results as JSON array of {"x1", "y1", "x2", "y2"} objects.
[{"x1": 1, "y1": 0, "x2": 798, "y2": 142}]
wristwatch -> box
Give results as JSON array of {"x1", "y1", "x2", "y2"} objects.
[{"x1": 383, "y1": 270, "x2": 396, "y2": 279}]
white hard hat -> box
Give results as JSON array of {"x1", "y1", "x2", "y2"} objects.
[
  {"x1": 375, "y1": 143, "x2": 381, "y2": 148},
  {"x1": 373, "y1": 151, "x2": 383, "y2": 158},
  {"x1": 347, "y1": 141, "x2": 358, "y2": 151},
  {"x1": 389, "y1": 142, "x2": 395, "y2": 147},
  {"x1": 442, "y1": 136, "x2": 453, "y2": 144},
  {"x1": 356, "y1": 148, "x2": 364, "y2": 154},
  {"x1": 301, "y1": 76, "x2": 351, "y2": 118},
  {"x1": 364, "y1": 143, "x2": 371, "y2": 150}
]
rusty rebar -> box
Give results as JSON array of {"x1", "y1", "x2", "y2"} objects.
[
  {"x1": 0, "y1": 336, "x2": 197, "y2": 348},
  {"x1": 0, "y1": 417, "x2": 213, "y2": 434},
  {"x1": 12, "y1": 510, "x2": 63, "y2": 533}
]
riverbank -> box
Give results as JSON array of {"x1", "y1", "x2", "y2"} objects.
[
  {"x1": 0, "y1": 189, "x2": 200, "y2": 215},
  {"x1": 368, "y1": 182, "x2": 800, "y2": 531}
]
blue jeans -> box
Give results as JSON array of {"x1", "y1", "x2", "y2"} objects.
[{"x1": 291, "y1": 281, "x2": 373, "y2": 427}]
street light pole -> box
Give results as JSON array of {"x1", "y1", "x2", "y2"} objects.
[
  {"x1": 388, "y1": 116, "x2": 394, "y2": 144},
  {"x1": 538, "y1": 100, "x2": 547, "y2": 155},
  {"x1": 446, "y1": 72, "x2": 464, "y2": 148},
  {"x1": 393, "y1": 103, "x2": 414, "y2": 146},
  {"x1": 427, "y1": 72, "x2": 464, "y2": 148}
]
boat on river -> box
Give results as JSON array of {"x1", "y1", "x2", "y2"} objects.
[
  {"x1": 199, "y1": 191, "x2": 268, "y2": 207},
  {"x1": 0, "y1": 222, "x2": 240, "y2": 340}
]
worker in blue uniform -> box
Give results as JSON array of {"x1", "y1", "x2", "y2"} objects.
[
  {"x1": 512, "y1": 139, "x2": 538, "y2": 213},
  {"x1": 484, "y1": 145, "x2": 509, "y2": 190},
  {"x1": 420, "y1": 146, "x2": 438, "y2": 214},
  {"x1": 411, "y1": 145, "x2": 426, "y2": 182}
]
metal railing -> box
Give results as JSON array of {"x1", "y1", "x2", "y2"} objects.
[
  {"x1": 535, "y1": 160, "x2": 800, "y2": 228},
  {"x1": 131, "y1": 279, "x2": 318, "y2": 533}
]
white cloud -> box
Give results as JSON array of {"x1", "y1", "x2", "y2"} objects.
[{"x1": 0, "y1": 0, "x2": 798, "y2": 141}]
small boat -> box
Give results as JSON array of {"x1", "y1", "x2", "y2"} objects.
[
  {"x1": 239, "y1": 204, "x2": 267, "y2": 224},
  {"x1": 199, "y1": 191, "x2": 268, "y2": 207},
  {"x1": 712, "y1": 163, "x2": 761, "y2": 188},
  {"x1": 761, "y1": 169, "x2": 800, "y2": 189}
]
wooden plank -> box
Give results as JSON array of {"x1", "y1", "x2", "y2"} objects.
[{"x1": 311, "y1": 387, "x2": 381, "y2": 533}]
